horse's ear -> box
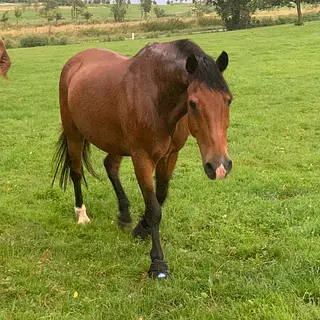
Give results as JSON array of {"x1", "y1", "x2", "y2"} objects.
[
  {"x1": 216, "y1": 51, "x2": 228, "y2": 73},
  {"x1": 186, "y1": 54, "x2": 198, "y2": 74}
]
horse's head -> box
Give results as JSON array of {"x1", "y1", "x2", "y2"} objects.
[{"x1": 185, "y1": 51, "x2": 232, "y2": 180}]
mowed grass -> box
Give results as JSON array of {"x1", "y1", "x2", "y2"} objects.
[{"x1": 1, "y1": 21, "x2": 320, "y2": 319}]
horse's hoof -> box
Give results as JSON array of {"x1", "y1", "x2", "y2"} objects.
[
  {"x1": 148, "y1": 260, "x2": 169, "y2": 279},
  {"x1": 117, "y1": 217, "x2": 132, "y2": 232},
  {"x1": 75, "y1": 205, "x2": 91, "y2": 224},
  {"x1": 77, "y1": 217, "x2": 91, "y2": 224},
  {"x1": 132, "y1": 220, "x2": 151, "y2": 239}
]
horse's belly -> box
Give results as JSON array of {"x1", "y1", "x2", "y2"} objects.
[
  {"x1": 84, "y1": 127, "x2": 130, "y2": 156},
  {"x1": 69, "y1": 103, "x2": 130, "y2": 155}
]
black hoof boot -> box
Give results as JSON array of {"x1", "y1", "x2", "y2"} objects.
[
  {"x1": 117, "y1": 216, "x2": 132, "y2": 232},
  {"x1": 148, "y1": 260, "x2": 169, "y2": 279},
  {"x1": 132, "y1": 219, "x2": 151, "y2": 239}
]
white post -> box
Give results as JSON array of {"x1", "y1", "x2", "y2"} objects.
[{"x1": 131, "y1": 33, "x2": 135, "y2": 40}]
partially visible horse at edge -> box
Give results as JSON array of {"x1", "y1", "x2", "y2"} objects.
[
  {"x1": 0, "y1": 37, "x2": 11, "y2": 79},
  {"x1": 53, "y1": 40, "x2": 233, "y2": 279}
]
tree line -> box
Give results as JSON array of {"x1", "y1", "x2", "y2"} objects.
[
  {"x1": 0, "y1": 0, "x2": 160, "y2": 24},
  {"x1": 111, "y1": 0, "x2": 320, "y2": 25},
  {"x1": 1, "y1": 0, "x2": 319, "y2": 27},
  {"x1": 0, "y1": 0, "x2": 92, "y2": 27},
  {"x1": 205, "y1": 0, "x2": 319, "y2": 29}
]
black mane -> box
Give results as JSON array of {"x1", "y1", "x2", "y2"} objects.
[{"x1": 173, "y1": 39, "x2": 230, "y2": 93}]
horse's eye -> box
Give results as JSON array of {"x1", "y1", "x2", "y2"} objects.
[{"x1": 188, "y1": 100, "x2": 197, "y2": 110}]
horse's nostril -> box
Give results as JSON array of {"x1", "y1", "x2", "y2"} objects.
[
  {"x1": 204, "y1": 162, "x2": 216, "y2": 180},
  {"x1": 226, "y1": 159, "x2": 232, "y2": 172}
]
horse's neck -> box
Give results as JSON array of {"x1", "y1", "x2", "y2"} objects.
[
  {"x1": 158, "y1": 86, "x2": 188, "y2": 135},
  {"x1": 129, "y1": 52, "x2": 188, "y2": 134},
  {"x1": 153, "y1": 60, "x2": 188, "y2": 134}
]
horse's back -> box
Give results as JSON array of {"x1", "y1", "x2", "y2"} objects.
[
  {"x1": 60, "y1": 48, "x2": 128, "y2": 87},
  {"x1": 60, "y1": 47, "x2": 129, "y2": 106},
  {"x1": 68, "y1": 48, "x2": 127, "y2": 66}
]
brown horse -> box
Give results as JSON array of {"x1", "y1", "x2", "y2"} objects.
[
  {"x1": 53, "y1": 40, "x2": 232, "y2": 279},
  {"x1": 0, "y1": 36, "x2": 11, "y2": 79}
]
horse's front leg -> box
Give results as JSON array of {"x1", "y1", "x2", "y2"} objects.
[
  {"x1": 132, "y1": 154, "x2": 169, "y2": 279},
  {"x1": 132, "y1": 150, "x2": 178, "y2": 239},
  {"x1": 156, "y1": 151, "x2": 178, "y2": 206}
]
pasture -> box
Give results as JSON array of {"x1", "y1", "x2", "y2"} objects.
[{"x1": 1, "y1": 21, "x2": 320, "y2": 319}]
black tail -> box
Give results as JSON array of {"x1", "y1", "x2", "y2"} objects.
[{"x1": 52, "y1": 132, "x2": 98, "y2": 190}]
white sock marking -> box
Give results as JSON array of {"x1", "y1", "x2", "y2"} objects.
[{"x1": 75, "y1": 204, "x2": 91, "y2": 224}]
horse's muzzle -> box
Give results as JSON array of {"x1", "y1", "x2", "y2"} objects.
[{"x1": 204, "y1": 158, "x2": 232, "y2": 180}]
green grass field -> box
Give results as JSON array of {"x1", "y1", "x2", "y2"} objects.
[{"x1": 1, "y1": 21, "x2": 320, "y2": 319}]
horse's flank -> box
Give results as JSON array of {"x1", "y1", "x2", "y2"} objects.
[{"x1": 0, "y1": 37, "x2": 11, "y2": 79}]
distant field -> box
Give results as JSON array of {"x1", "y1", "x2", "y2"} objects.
[
  {"x1": 0, "y1": 1, "x2": 318, "y2": 38},
  {"x1": 0, "y1": 3, "x2": 194, "y2": 24},
  {"x1": 1, "y1": 21, "x2": 320, "y2": 319},
  {"x1": 0, "y1": 2, "x2": 318, "y2": 26}
]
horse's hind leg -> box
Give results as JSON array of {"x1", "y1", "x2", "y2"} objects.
[
  {"x1": 57, "y1": 60, "x2": 92, "y2": 224},
  {"x1": 67, "y1": 135, "x2": 90, "y2": 224},
  {"x1": 53, "y1": 129, "x2": 90, "y2": 223},
  {"x1": 104, "y1": 154, "x2": 131, "y2": 230},
  {"x1": 66, "y1": 134, "x2": 90, "y2": 224}
]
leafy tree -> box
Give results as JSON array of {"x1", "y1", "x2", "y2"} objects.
[
  {"x1": 140, "y1": 0, "x2": 152, "y2": 18},
  {"x1": 14, "y1": 6, "x2": 24, "y2": 25},
  {"x1": 39, "y1": 0, "x2": 61, "y2": 33},
  {"x1": 41, "y1": 0, "x2": 59, "y2": 11},
  {"x1": 267, "y1": 0, "x2": 319, "y2": 25},
  {"x1": 206, "y1": 0, "x2": 320, "y2": 30},
  {"x1": 0, "y1": 11, "x2": 9, "y2": 26},
  {"x1": 24, "y1": 0, "x2": 34, "y2": 9},
  {"x1": 154, "y1": 6, "x2": 166, "y2": 17},
  {"x1": 39, "y1": 9, "x2": 58, "y2": 33},
  {"x1": 295, "y1": 0, "x2": 304, "y2": 24},
  {"x1": 205, "y1": 0, "x2": 258, "y2": 30},
  {"x1": 55, "y1": 11, "x2": 63, "y2": 20},
  {"x1": 33, "y1": 1, "x2": 40, "y2": 12},
  {"x1": 83, "y1": 10, "x2": 93, "y2": 21},
  {"x1": 192, "y1": 0, "x2": 206, "y2": 17},
  {"x1": 111, "y1": 0, "x2": 127, "y2": 22},
  {"x1": 67, "y1": 0, "x2": 86, "y2": 20}
]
